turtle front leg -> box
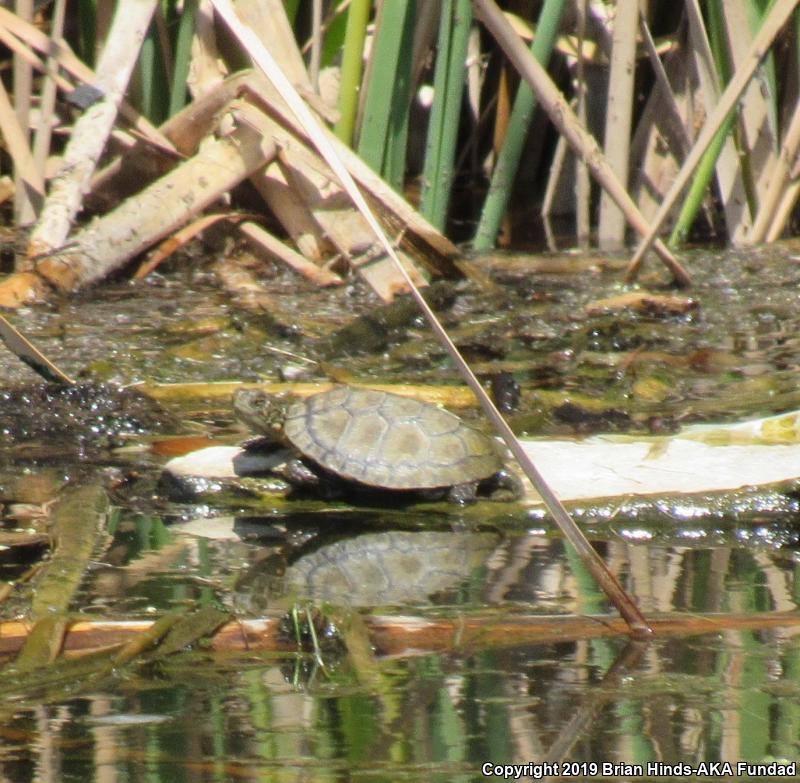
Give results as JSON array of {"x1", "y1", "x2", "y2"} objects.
[
  {"x1": 483, "y1": 468, "x2": 524, "y2": 502},
  {"x1": 447, "y1": 482, "x2": 479, "y2": 504},
  {"x1": 279, "y1": 458, "x2": 345, "y2": 499}
]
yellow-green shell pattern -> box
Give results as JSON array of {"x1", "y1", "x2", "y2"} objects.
[{"x1": 283, "y1": 387, "x2": 503, "y2": 490}]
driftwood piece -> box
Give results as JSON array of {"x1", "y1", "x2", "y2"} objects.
[
  {"x1": 215, "y1": 97, "x2": 432, "y2": 301},
  {"x1": 90, "y1": 70, "x2": 259, "y2": 208},
  {"x1": 272, "y1": 141, "x2": 429, "y2": 300},
  {"x1": 25, "y1": 0, "x2": 159, "y2": 265}
]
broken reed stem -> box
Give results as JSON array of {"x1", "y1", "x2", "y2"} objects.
[
  {"x1": 597, "y1": 0, "x2": 638, "y2": 250},
  {"x1": 12, "y1": 0, "x2": 34, "y2": 225}
]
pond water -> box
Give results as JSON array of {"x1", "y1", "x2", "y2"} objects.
[{"x1": 2, "y1": 247, "x2": 800, "y2": 782}]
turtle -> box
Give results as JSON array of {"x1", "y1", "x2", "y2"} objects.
[{"x1": 232, "y1": 385, "x2": 522, "y2": 503}]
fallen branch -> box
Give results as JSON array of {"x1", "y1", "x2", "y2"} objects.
[{"x1": 1, "y1": 609, "x2": 797, "y2": 661}]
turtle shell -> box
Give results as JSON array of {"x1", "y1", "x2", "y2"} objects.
[{"x1": 283, "y1": 386, "x2": 503, "y2": 490}]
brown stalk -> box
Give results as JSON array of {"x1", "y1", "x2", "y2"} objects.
[
  {"x1": 0, "y1": 75, "x2": 43, "y2": 205},
  {"x1": 12, "y1": 0, "x2": 33, "y2": 224},
  {"x1": 749, "y1": 95, "x2": 800, "y2": 242},
  {"x1": 597, "y1": 0, "x2": 638, "y2": 249},
  {"x1": 30, "y1": 0, "x2": 67, "y2": 188},
  {"x1": 574, "y1": 0, "x2": 590, "y2": 247}
]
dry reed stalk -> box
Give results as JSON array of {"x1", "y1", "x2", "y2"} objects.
[
  {"x1": 721, "y1": 0, "x2": 777, "y2": 242},
  {"x1": 238, "y1": 221, "x2": 344, "y2": 286},
  {"x1": 133, "y1": 213, "x2": 249, "y2": 280},
  {"x1": 597, "y1": 0, "x2": 638, "y2": 250},
  {"x1": 237, "y1": 0, "x2": 313, "y2": 93},
  {"x1": 541, "y1": 132, "x2": 570, "y2": 250},
  {"x1": 766, "y1": 180, "x2": 800, "y2": 241},
  {"x1": 626, "y1": 0, "x2": 799, "y2": 280},
  {"x1": 685, "y1": 0, "x2": 749, "y2": 238},
  {"x1": 1, "y1": 609, "x2": 799, "y2": 660},
  {"x1": 638, "y1": 16, "x2": 691, "y2": 157},
  {"x1": 574, "y1": 0, "x2": 590, "y2": 247},
  {"x1": 0, "y1": 76, "x2": 44, "y2": 207},
  {"x1": 187, "y1": 0, "x2": 228, "y2": 97},
  {"x1": 630, "y1": 22, "x2": 697, "y2": 225},
  {"x1": 251, "y1": 162, "x2": 333, "y2": 262},
  {"x1": 0, "y1": 176, "x2": 14, "y2": 205},
  {"x1": 749, "y1": 96, "x2": 800, "y2": 242},
  {"x1": 13, "y1": 0, "x2": 33, "y2": 225},
  {"x1": 25, "y1": 0, "x2": 159, "y2": 265},
  {"x1": 30, "y1": 0, "x2": 66, "y2": 191}
]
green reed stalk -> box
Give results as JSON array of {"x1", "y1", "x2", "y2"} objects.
[
  {"x1": 472, "y1": 0, "x2": 566, "y2": 250},
  {"x1": 284, "y1": 0, "x2": 300, "y2": 25},
  {"x1": 75, "y1": 0, "x2": 97, "y2": 66},
  {"x1": 334, "y1": 0, "x2": 371, "y2": 145},
  {"x1": 420, "y1": 0, "x2": 472, "y2": 231},
  {"x1": 669, "y1": 114, "x2": 736, "y2": 245},
  {"x1": 357, "y1": 0, "x2": 416, "y2": 189},
  {"x1": 136, "y1": 7, "x2": 171, "y2": 123},
  {"x1": 669, "y1": 0, "x2": 732, "y2": 246},
  {"x1": 168, "y1": 0, "x2": 198, "y2": 117},
  {"x1": 321, "y1": 1, "x2": 350, "y2": 68}
]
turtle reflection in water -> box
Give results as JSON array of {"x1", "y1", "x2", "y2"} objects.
[
  {"x1": 234, "y1": 531, "x2": 501, "y2": 609},
  {"x1": 233, "y1": 386, "x2": 522, "y2": 503}
]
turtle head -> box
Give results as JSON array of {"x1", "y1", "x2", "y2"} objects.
[{"x1": 233, "y1": 388, "x2": 288, "y2": 440}]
